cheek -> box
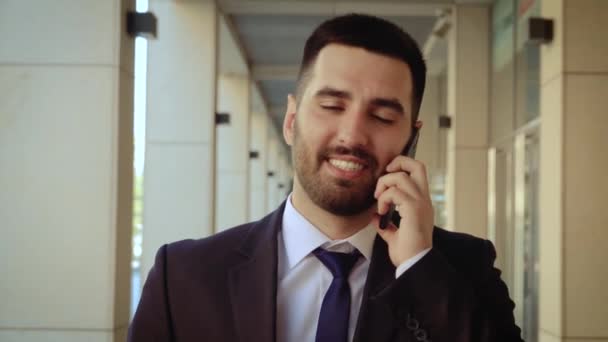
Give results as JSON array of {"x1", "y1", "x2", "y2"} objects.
[
  {"x1": 376, "y1": 154, "x2": 394, "y2": 171},
  {"x1": 372, "y1": 134, "x2": 408, "y2": 165},
  {"x1": 297, "y1": 111, "x2": 336, "y2": 144}
]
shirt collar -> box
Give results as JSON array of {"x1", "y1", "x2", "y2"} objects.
[{"x1": 281, "y1": 193, "x2": 376, "y2": 270}]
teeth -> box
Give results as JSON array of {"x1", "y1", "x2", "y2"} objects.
[{"x1": 329, "y1": 159, "x2": 364, "y2": 172}]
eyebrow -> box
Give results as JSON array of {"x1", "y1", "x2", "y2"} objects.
[
  {"x1": 314, "y1": 86, "x2": 406, "y2": 116},
  {"x1": 314, "y1": 86, "x2": 352, "y2": 100},
  {"x1": 370, "y1": 98, "x2": 405, "y2": 116}
]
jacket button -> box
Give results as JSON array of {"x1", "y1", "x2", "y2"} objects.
[
  {"x1": 405, "y1": 314, "x2": 420, "y2": 330},
  {"x1": 414, "y1": 328, "x2": 427, "y2": 341}
]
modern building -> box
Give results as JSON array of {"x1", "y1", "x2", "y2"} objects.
[{"x1": 1, "y1": 0, "x2": 606, "y2": 341}]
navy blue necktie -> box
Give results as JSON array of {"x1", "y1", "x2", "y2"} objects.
[{"x1": 313, "y1": 247, "x2": 362, "y2": 342}]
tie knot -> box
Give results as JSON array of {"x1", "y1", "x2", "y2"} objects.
[{"x1": 313, "y1": 247, "x2": 361, "y2": 279}]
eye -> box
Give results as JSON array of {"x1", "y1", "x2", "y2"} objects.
[
  {"x1": 373, "y1": 114, "x2": 395, "y2": 125},
  {"x1": 320, "y1": 104, "x2": 344, "y2": 112}
]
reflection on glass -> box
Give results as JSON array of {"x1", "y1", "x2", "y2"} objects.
[
  {"x1": 490, "y1": 1, "x2": 541, "y2": 339},
  {"x1": 515, "y1": 0, "x2": 541, "y2": 126},
  {"x1": 131, "y1": 0, "x2": 149, "y2": 319},
  {"x1": 491, "y1": 0, "x2": 516, "y2": 143},
  {"x1": 522, "y1": 131, "x2": 539, "y2": 342}
]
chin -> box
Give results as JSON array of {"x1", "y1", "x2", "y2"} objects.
[{"x1": 315, "y1": 188, "x2": 375, "y2": 216}]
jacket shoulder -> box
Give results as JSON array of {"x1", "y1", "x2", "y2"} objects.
[
  {"x1": 168, "y1": 223, "x2": 252, "y2": 255},
  {"x1": 432, "y1": 226, "x2": 496, "y2": 276},
  {"x1": 160, "y1": 222, "x2": 256, "y2": 276},
  {"x1": 433, "y1": 226, "x2": 491, "y2": 250}
]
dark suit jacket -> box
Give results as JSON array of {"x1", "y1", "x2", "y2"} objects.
[{"x1": 129, "y1": 202, "x2": 524, "y2": 342}]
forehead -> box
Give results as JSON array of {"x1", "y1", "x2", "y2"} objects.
[{"x1": 307, "y1": 44, "x2": 413, "y2": 105}]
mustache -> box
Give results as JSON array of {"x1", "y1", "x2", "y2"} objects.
[{"x1": 318, "y1": 145, "x2": 378, "y2": 168}]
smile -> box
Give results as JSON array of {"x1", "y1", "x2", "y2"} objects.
[{"x1": 328, "y1": 158, "x2": 365, "y2": 172}]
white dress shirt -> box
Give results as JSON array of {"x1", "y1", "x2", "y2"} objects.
[{"x1": 276, "y1": 195, "x2": 430, "y2": 342}]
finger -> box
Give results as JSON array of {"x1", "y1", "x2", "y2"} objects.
[
  {"x1": 385, "y1": 157, "x2": 430, "y2": 196},
  {"x1": 374, "y1": 171, "x2": 422, "y2": 200},
  {"x1": 376, "y1": 186, "x2": 415, "y2": 216}
]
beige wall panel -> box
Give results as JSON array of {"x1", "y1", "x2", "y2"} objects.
[
  {"x1": 0, "y1": 66, "x2": 129, "y2": 329},
  {"x1": 564, "y1": 225, "x2": 608, "y2": 337},
  {"x1": 0, "y1": 0, "x2": 134, "y2": 74},
  {"x1": 454, "y1": 6, "x2": 489, "y2": 148},
  {"x1": 538, "y1": 75, "x2": 564, "y2": 336},
  {"x1": 540, "y1": 331, "x2": 608, "y2": 342},
  {"x1": 266, "y1": 136, "x2": 280, "y2": 211},
  {"x1": 418, "y1": 76, "x2": 439, "y2": 174},
  {"x1": 146, "y1": 1, "x2": 217, "y2": 143},
  {"x1": 250, "y1": 189, "x2": 268, "y2": 220},
  {"x1": 215, "y1": 75, "x2": 250, "y2": 230},
  {"x1": 114, "y1": 324, "x2": 128, "y2": 342},
  {"x1": 446, "y1": 5, "x2": 490, "y2": 235},
  {"x1": 249, "y1": 112, "x2": 269, "y2": 220},
  {"x1": 216, "y1": 75, "x2": 250, "y2": 173},
  {"x1": 451, "y1": 148, "x2": 487, "y2": 238},
  {"x1": 143, "y1": 0, "x2": 218, "y2": 280},
  {"x1": 564, "y1": 0, "x2": 608, "y2": 73},
  {"x1": 563, "y1": 74, "x2": 608, "y2": 336},
  {"x1": 142, "y1": 143, "x2": 214, "y2": 275},
  {"x1": 0, "y1": 329, "x2": 118, "y2": 342},
  {"x1": 541, "y1": 0, "x2": 564, "y2": 85},
  {"x1": 539, "y1": 330, "x2": 562, "y2": 342},
  {"x1": 216, "y1": 171, "x2": 249, "y2": 231},
  {"x1": 538, "y1": 333, "x2": 608, "y2": 342}
]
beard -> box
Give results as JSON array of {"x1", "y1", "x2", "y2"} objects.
[{"x1": 292, "y1": 122, "x2": 380, "y2": 216}]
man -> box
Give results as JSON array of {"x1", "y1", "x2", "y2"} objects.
[{"x1": 129, "y1": 14, "x2": 523, "y2": 342}]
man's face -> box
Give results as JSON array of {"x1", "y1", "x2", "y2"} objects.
[{"x1": 284, "y1": 44, "x2": 416, "y2": 216}]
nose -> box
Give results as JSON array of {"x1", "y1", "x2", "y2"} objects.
[{"x1": 336, "y1": 108, "x2": 370, "y2": 148}]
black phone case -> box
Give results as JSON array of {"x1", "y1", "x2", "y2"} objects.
[{"x1": 379, "y1": 128, "x2": 420, "y2": 229}]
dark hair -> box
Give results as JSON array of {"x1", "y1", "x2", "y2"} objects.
[{"x1": 297, "y1": 14, "x2": 427, "y2": 120}]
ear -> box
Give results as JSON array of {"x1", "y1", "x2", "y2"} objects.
[
  {"x1": 283, "y1": 94, "x2": 297, "y2": 146},
  {"x1": 414, "y1": 119, "x2": 423, "y2": 130}
]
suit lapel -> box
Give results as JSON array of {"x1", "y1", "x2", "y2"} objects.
[
  {"x1": 228, "y1": 202, "x2": 285, "y2": 342},
  {"x1": 353, "y1": 235, "x2": 399, "y2": 342}
]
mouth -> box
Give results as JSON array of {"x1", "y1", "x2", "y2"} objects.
[
  {"x1": 328, "y1": 158, "x2": 365, "y2": 172},
  {"x1": 324, "y1": 156, "x2": 369, "y2": 180}
]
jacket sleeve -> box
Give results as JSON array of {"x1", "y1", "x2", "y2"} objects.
[
  {"x1": 128, "y1": 244, "x2": 174, "y2": 342},
  {"x1": 381, "y1": 240, "x2": 524, "y2": 342},
  {"x1": 474, "y1": 240, "x2": 524, "y2": 342}
]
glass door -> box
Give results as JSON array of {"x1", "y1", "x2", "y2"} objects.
[
  {"x1": 520, "y1": 129, "x2": 540, "y2": 342},
  {"x1": 488, "y1": 126, "x2": 539, "y2": 341}
]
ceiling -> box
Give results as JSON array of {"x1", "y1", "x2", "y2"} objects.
[{"x1": 217, "y1": 0, "x2": 491, "y2": 134}]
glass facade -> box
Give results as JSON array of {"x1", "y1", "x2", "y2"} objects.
[{"x1": 489, "y1": 0, "x2": 540, "y2": 341}]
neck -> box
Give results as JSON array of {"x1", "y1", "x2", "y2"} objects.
[{"x1": 290, "y1": 186, "x2": 374, "y2": 240}]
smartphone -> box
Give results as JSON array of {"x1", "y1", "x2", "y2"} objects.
[{"x1": 379, "y1": 128, "x2": 420, "y2": 229}]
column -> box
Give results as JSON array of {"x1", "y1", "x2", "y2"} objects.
[
  {"x1": 215, "y1": 74, "x2": 250, "y2": 231},
  {"x1": 143, "y1": 1, "x2": 218, "y2": 277},
  {"x1": 249, "y1": 110, "x2": 269, "y2": 221},
  {"x1": 538, "y1": 1, "x2": 608, "y2": 341},
  {"x1": 266, "y1": 131, "x2": 280, "y2": 212},
  {"x1": 416, "y1": 75, "x2": 446, "y2": 224},
  {"x1": 281, "y1": 153, "x2": 293, "y2": 200},
  {"x1": 417, "y1": 75, "x2": 440, "y2": 178},
  {"x1": 276, "y1": 149, "x2": 290, "y2": 204},
  {"x1": 0, "y1": 1, "x2": 134, "y2": 341},
  {"x1": 445, "y1": 5, "x2": 490, "y2": 238}
]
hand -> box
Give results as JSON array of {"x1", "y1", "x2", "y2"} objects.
[{"x1": 373, "y1": 156, "x2": 434, "y2": 267}]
